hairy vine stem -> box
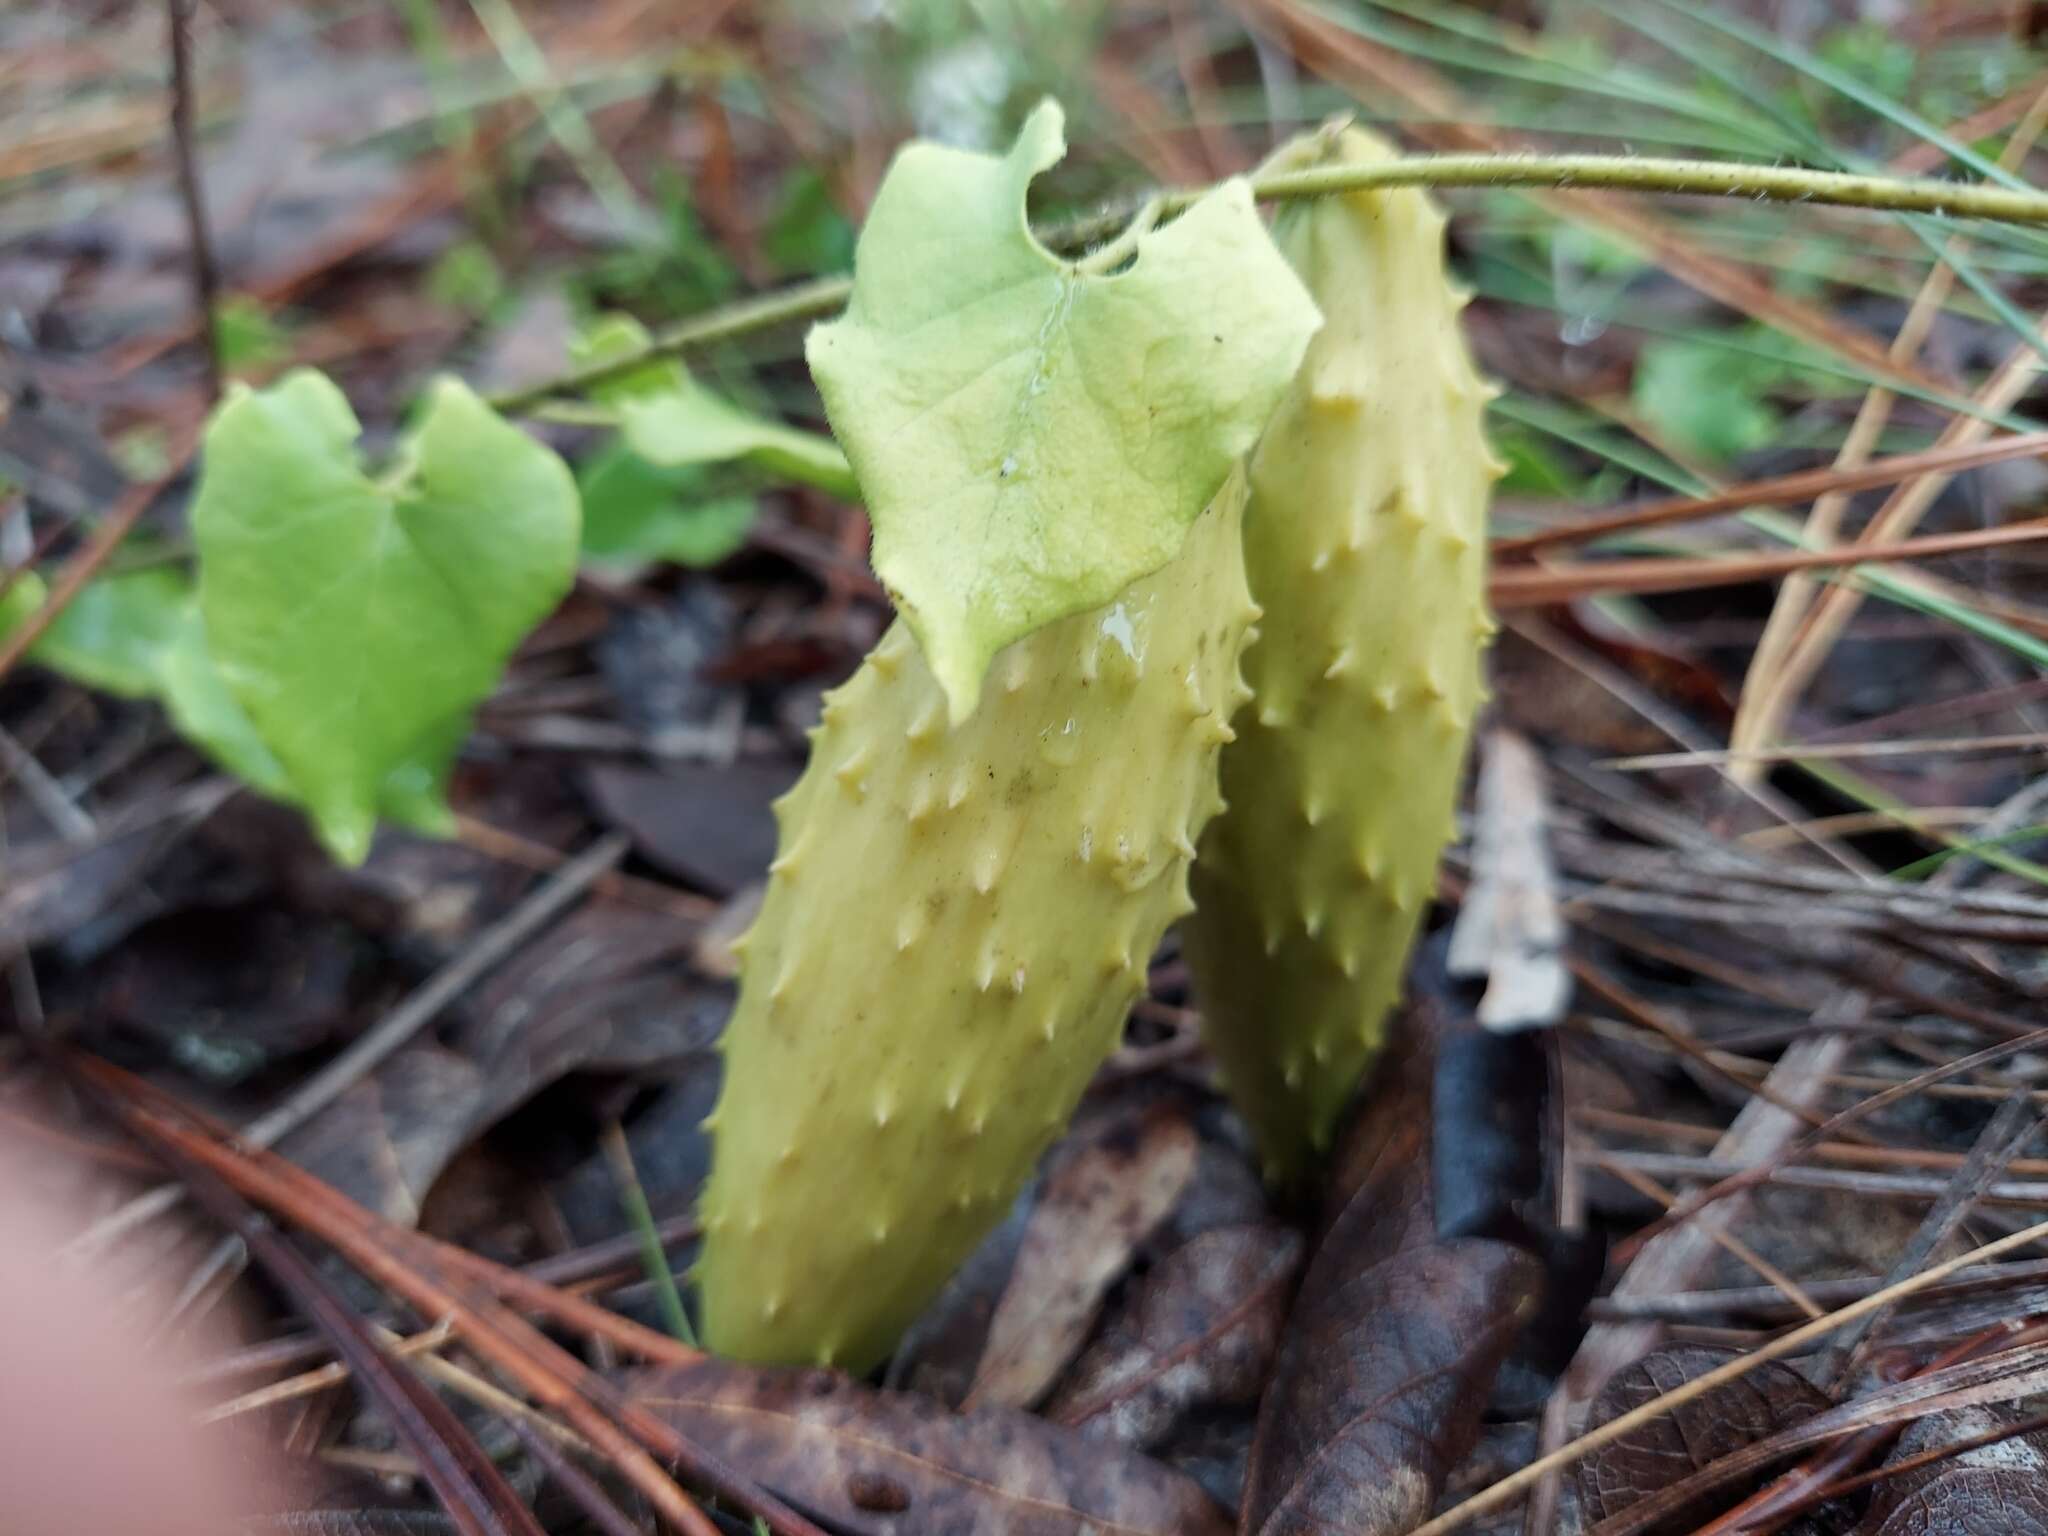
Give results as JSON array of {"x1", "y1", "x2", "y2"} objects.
[{"x1": 489, "y1": 151, "x2": 2048, "y2": 412}]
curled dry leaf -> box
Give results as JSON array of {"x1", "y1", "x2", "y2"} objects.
[
  {"x1": 626, "y1": 1359, "x2": 1231, "y2": 1536},
  {"x1": 1862, "y1": 1405, "x2": 2048, "y2": 1536},
  {"x1": 1575, "y1": 1346, "x2": 1835, "y2": 1536},
  {"x1": 1240, "y1": 982, "x2": 1544, "y2": 1536},
  {"x1": 964, "y1": 1108, "x2": 1199, "y2": 1411},
  {"x1": 1046, "y1": 1221, "x2": 1303, "y2": 1449}
]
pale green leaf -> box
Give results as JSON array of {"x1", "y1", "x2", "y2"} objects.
[
  {"x1": 805, "y1": 99, "x2": 1322, "y2": 720},
  {"x1": 155, "y1": 600, "x2": 293, "y2": 798},
  {"x1": 577, "y1": 442, "x2": 757, "y2": 568},
  {"x1": 575, "y1": 315, "x2": 857, "y2": 499},
  {"x1": 157, "y1": 604, "x2": 461, "y2": 831},
  {"x1": 33, "y1": 564, "x2": 189, "y2": 698},
  {"x1": 7, "y1": 557, "x2": 457, "y2": 831},
  {"x1": 192, "y1": 369, "x2": 579, "y2": 863},
  {"x1": 0, "y1": 573, "x2": 48, "y2": 640},
  {"x1": 0, "y1": 559, "x2": 293, "y2": 795}
]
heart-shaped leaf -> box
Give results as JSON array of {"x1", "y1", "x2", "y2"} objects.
[
  {"x1": 806, "y1": 99, "x2": 1322, "y2": 720},
  {"x1": 12, "y1": 559, "x2": 452, "y2": 830},
  {"x1": 192, "y1": 369, "x2": 579, "y2": 862}
]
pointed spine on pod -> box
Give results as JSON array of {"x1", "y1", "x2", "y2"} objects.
[
  {"x1": 697, "y1": 472, "x2": 1259, "y2": 1373},
  {"x1": 1184, "y1": 127, "x2": 1502, "y2": 1186}
]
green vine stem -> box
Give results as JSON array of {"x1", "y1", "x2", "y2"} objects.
[{"x1": 490, "y1": 151, "x2": 2048, "y2": 413}]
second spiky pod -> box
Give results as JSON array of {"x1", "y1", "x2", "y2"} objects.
[{"x1": 1184, "y1": 127, "x2": 1504, "y2": 1186}]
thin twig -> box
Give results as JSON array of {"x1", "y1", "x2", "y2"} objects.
[
  {"x1": 69, "y1": 1060, "x2": 545, "y2": 1536},
  {"x1": 165, "y1": 0, "x2": 222, "y2": 400},
  {"x1": 1496, "y1": 431, "x2": 2048, "y2": 556},
  {"x1": 82, "y1": 1059, "x2": 818, "y2": 1536},
  {"x1": 508, "y1": 1416, "x2": 645, "y2": 1536},
  {"x1": 489, "y1": 152, "x2": 2048, "y2": 412},
  {"x1": 1489, "y1": 513, "x2": 2048, "y2": 608},
  {"x1": 1601, "y1": 732, "x2": 2048, "y2": 770}
]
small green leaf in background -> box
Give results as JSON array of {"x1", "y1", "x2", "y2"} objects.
[
  {"x1": 213, "y1": 295, "x2": 290, "y2": 376},
  {"x1": 34, "y1": 562, "x2": 188, "y2": 698},
  {"x1": 577, "y1": 442, "x2": 756, "y2": 568},
  {"x1": 764, "y1": 165, "x2": 856, "y2": 277},
  {"x1": 1490, "y1": 420, "x2": 1587, "y2": 497},
  {"x1": 574, "y1": 315, "x2": 858, "y2": 500},
  {"x1": 0, "y1": 573, "x2": 48, "y2": 639},
  {"x1": 1633, "y1": 335, "x2": 1786, "y2": 463},
  {"x1": 111, "y1": 423, "x2": 173, "y2": 481},
  {"x1": 192, "y1": 369, "x2": 579, "y2": 863},
  {"x1": 3, "y1": 558, "x2": 460, "y2": 814},
  {"x1": 426, "y1": 240, "x2": 508, "y2": 319},
  {"x1": 0, "y1": 559, "x2": 290, "y2": 796},
  {"x1": 805, "y1": 98, "x2": 1321, "y2": 721}
]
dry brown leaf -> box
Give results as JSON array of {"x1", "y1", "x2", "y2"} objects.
[
  {"x1": 1240, "y1": 987, "x2": 1544, "y2": 1536},
  {"x1": 1861, "y1": 1405, "x2": 2048, "y2": 1536},
  {"x1": 1575, "y1": 1346, "x2": 1838, "y2": 1536},
  {"x1": 627, "y1": 1358, "x2": 1232, "y2": 1536},
  {"x1": 1046, "y1": 1222, "x2": 1303, "y2": 1448},
  {"x1": 964, "y1": 1108, "x2": 1199, "y2": 1411}
]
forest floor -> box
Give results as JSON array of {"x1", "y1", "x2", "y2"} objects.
[{"x1": 9, "y1": 3, "x2": 2048, "y2": 1534}]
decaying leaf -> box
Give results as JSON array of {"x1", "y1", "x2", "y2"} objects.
[
  {"x1": 1574, "y1": 1346, "x2": 1834, "y2": 1536},
  {"x1": 0, "y1": 780, "x2": 237, "y2": 952},
  {"x1": 1241, "y1": 985, "x2": 1543, "y2": 1536},
  {"x1": 805, "y1": 99, "x2": 1320, "y2": 719},
  {"x1": 627, "y1": 1357, "x2": 1232, "y2": 1536},
  {"x1": 282, "y1": 904, "x2": 725, "y2": 1222},
  {"x1": 965, "y1": 1108, "x2": 1199, "y2": 1411},
  {"x1": 1046, "y1": 1221, "x2": 1302, "y2": 1448},
  {"x1": 1862, "y1": 1405, "x2": 2048, "y2": 1536}
]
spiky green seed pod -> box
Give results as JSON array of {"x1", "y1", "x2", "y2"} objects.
[
  {"x1": 698, "y1": 474, "x2": 1258, "y2": 1372},
  {"x1": 1184, "y1": 128, "x2": 1505, "y2": 1186}
]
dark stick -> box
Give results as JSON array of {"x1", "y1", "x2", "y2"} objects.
[{"x1": 166, "y1": 0, "x2": 223, "y2": 400}]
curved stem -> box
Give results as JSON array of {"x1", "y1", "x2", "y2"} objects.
[
  {"x1": 491, "y1": 152, "x2": 2048, "y2": 412},
  {"x1": 1245, "y1": 151, "x2": 2048, "y2": 221}
]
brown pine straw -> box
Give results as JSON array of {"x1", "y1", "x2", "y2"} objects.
[
  {"x1": 73, "y1": 1054, "x2": 833, "y2": 1536},
  {"x1": 1730, "y1": 78, "x2": 2048, "y2": 777},
  {"x1": 1489, "y1": 515, "x2": 2048, "y2": 608},
  {"x1": 1494, "y1": 431, "x2": 2048, "y2": 557},
  {"x1": 1406, "y1": 1217, "x2": 2048, "y2": 1535}
]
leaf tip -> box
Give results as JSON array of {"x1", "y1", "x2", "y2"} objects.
[
  {"x1": 311, "y1": 806, "x2": 375, "y2": 868},
  {"x1": 1013, "y1": 97, "x2": 1067, "y2": 177}
]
